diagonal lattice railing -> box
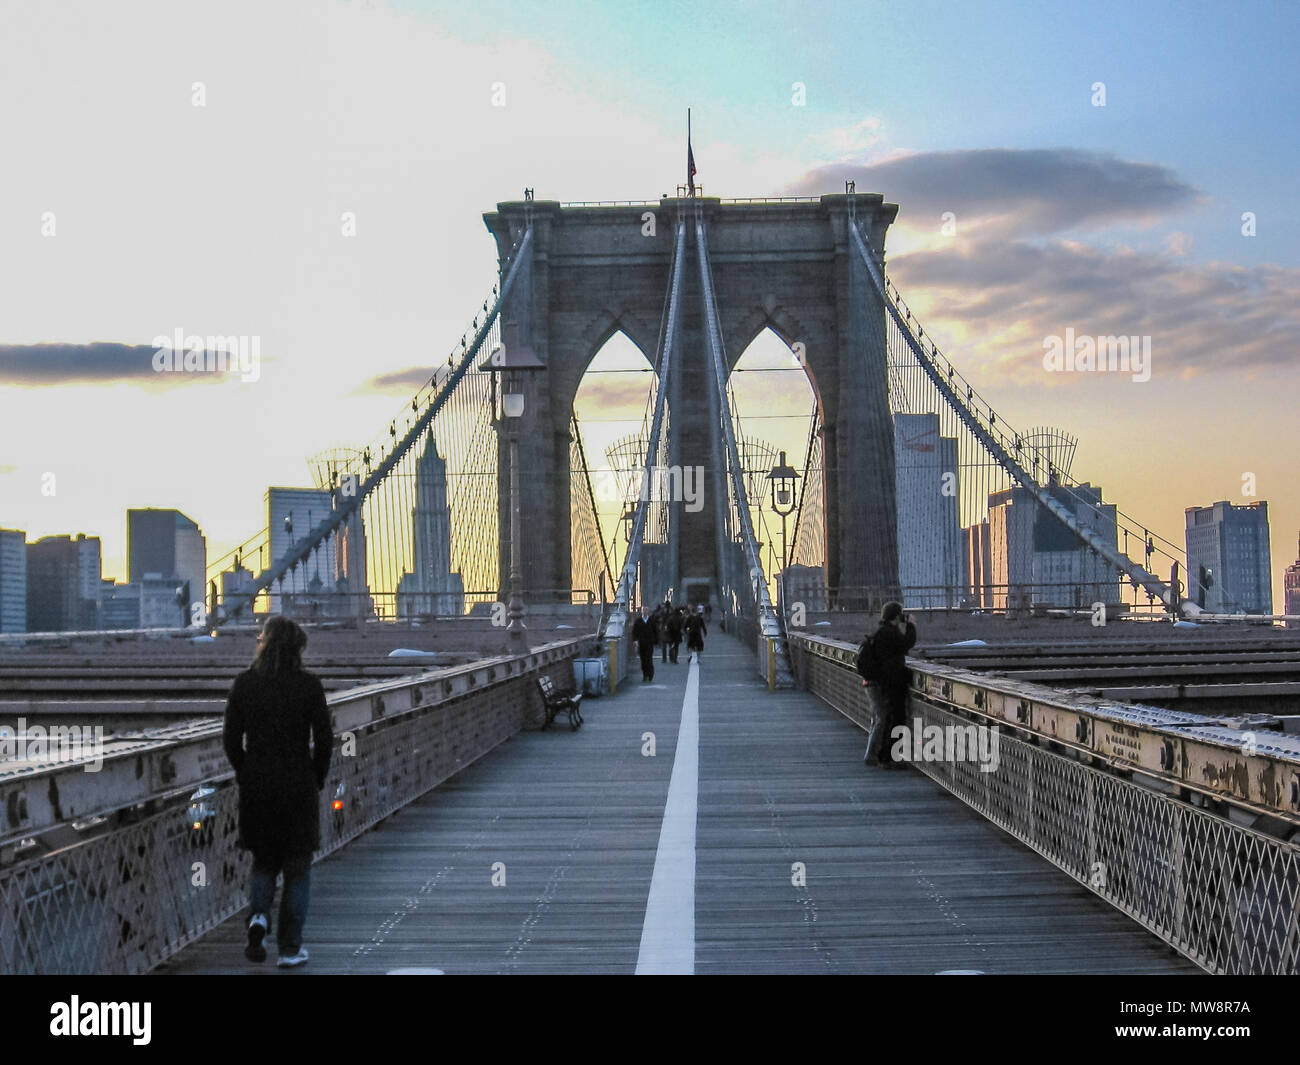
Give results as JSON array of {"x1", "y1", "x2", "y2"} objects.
[
  {"x1": 0, "y1": 639, "x2": 587, "y2": 974},
  {"x1": 789, "y1": 633, "x2": 1300, "y2": 974}
]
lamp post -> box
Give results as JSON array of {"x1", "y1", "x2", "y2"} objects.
[
  {"x1": 480, "y1": 325, "x2": 544, "y2": 654},
  {"x1": 619, "y1": 502, "x2": 636, "y2": 605},
  {"x1": 766, "y1": 450, "x2": 799, "y2": 576}
]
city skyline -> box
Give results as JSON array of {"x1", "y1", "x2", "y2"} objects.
[{"x1": 0, "y1": 0, "x2": 1296, "y2": 610}]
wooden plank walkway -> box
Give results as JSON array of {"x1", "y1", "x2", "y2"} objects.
[{"x1": 157, "y1": 634, "x2": 1198, "y2": 975}]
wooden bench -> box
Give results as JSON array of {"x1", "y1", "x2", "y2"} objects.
[{"x1": 537, "y1": 674, "x2": 583, "y2": 731}]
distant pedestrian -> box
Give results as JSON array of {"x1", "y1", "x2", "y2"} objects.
[
  {"x1": 223, "y1": 616, "x2": 333, "y2": 968},
  {"x1": 684, "y1": 605, "x2": 707, "y2": 659},
  {"x1": 631, "y1": 604, "x2": 658, "y2": 681},
  {"x1": 657, "y1": 603, "x2": 671, "y2": 663},
  {"x1": 859, "y1": 602, "x2": 917, "y2": 768},
  {"x1": 667, "y1": 607, "x2": 684, "y2": 663}
]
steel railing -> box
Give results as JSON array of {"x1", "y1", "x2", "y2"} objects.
[
  {"x1": 0, "y1": 636, "x2": 590, "y2": 974},
  {"x1": 787, "y1": 632, "x2": 1300, "y2": 974}
]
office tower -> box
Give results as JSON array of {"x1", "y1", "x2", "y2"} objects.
[
  {"x1": 0, "y1": 529, "x2": 27, "y2": 633},
  {"x1": 1185, "y1": 500, "x2": 1272, "y2": 614},
  {"x1": 962, "y1": 518, "x2": 992, "y2": 609},
  {"x1": 101, "y1": 579, "x2": 141, "y2": 630},
  {"x1": 266, "y1": 487, "x2": 337, "y2": 612},
  {"x1": 894, "y1": 413, "x2": 964, "y2": 608},
  {"x1": 128, "y1": 509, "x2": 207, "y2": 616},
  {"x1": 26, "y1": 533, "x2": 102, "y2": 631},
  {"x1": 987, "y1": 482, "x2": 1118, "y2": 609}
]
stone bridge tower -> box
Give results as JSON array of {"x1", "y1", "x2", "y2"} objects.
[{"x1": 482, "y1": 193, "x2": 901, "y2": 607}]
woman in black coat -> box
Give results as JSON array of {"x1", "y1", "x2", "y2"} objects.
[
  {"x1": 684, "y1": 606, "x2": 707, "y2": 657},
  {"x1": 223, "y1": 616, "x2": 333, "y2": 967}
]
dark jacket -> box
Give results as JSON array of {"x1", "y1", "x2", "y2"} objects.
[
  {"x1": 872, "y1": 620, "x2": 916, "y2": 685},
  {"x1": 666, "y1": 612, "x2": 684, "y2": 641},
  {"x1": 223, "y1": 667, "x2": 333, "y2": 854},
  {"x1": 684, "y1": 614, "x2": 706, "y2": 648},
  {"x1": 631, "y1": 615, "x2": 658, "y2": 647}
]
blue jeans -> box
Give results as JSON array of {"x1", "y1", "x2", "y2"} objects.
[{"x1": 250, "y1": 849, "x2": 312, "y2": 952}]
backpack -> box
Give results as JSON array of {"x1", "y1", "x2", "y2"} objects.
[{"x1": 856, "y1": 633, "x2": 882, "y2": 682}]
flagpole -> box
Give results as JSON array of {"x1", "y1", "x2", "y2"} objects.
[{"x1": 687, "y1": 108, "x2": 694, "y2": 197}]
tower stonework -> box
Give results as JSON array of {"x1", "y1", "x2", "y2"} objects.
[{"x1": 483, "y1": 194, "x2": 901, "y2": 605}]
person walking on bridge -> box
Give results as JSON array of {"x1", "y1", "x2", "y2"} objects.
[
  {"x1": 657, "y1": 602, "x2": 671, "y2": 664},
  {"x1": 859, "y1": 602, "x2": 917, "y2": 768},
  {"x1": 666, "y1": 606, "x2": 684, "y2": 663},
  {"x1": 632, "y1": 604, "x2": 658, "y2": 681},
  {"x1": 223, "y1": 615, "x2": 333, "y2": 968},
  {"x1": 684, "y1": 605, "x2": 707, "y2": 660}
]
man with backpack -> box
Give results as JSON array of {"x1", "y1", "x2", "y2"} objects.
[{"x1": 857, "y1": 601, "x2": 917, "y2": 768}]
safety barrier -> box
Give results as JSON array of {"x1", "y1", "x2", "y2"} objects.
[
  {"x1": 787, "y1": 632, "x2": 1300, "y2": 974},
  {"x1": 0, "y1": 636, "x2": 588, "y2": 974}
]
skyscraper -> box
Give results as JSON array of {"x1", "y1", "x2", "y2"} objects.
[
  {"x1": 894, "y1": 413, "x2": 964, "y2": 608},
  {"x1": 961, "y1": 518, "x2": 992, "y2": 609},
  {"x1": 266, "y1": 488, "x2": 337, "y2": 613},
  {"x1": 0, "y1": 529, "x2": 27, "y2": 633},
  {"x1": 986, "y1": 482, "x2": 1118, "y2": 609},
  {"x1": 397, "y1": 437, "x2": 464, "y2": 616},
  {"x1": 1185, "y1": 501, "x2": 1272, "y2": 614},
  {"x1": 26, "y1": 533, "x2": 102, "y2": 631},
  {"x1": 128, "y1": 509, "x2": 207, "y2": 617}
]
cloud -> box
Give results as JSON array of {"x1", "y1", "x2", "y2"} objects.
[
  {"x1": 574, "y1": 375, "x2": 656, "y2": 422},
  {"x1": 808, "y1": 116, "x2": 886, "y2": 159},
  {"x1": 0, "y1": 342, "x2": 230, "y2": 386},
  {"x1": 784, "y1": 148, "x2": 1203, "y2": 239},
  {"x1": 363, "y1": 366, "x2": 446, "y2": 394},
  {"x1": 887, "y1": 238, "x2": 1300, "y2": 383}
]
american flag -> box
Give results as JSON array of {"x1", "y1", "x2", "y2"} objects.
[{"x1": 687, "y1": 109, "x2": 696, "y2": 195}]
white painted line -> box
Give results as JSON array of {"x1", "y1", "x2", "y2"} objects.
[{"x1": 636, "y1": 654, "x2": 700, "y2": 974}]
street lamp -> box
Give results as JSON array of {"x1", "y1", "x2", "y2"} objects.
[
  {"x1": 479, "y1": 323, "x2": 545, "y2": 654},
  {"x1": 766, "y1": 450, "x2": 799, "y2": 575}
]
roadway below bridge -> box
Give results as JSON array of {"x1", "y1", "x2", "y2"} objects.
[{"x1": 157, "y1": 633, "x2": 1196, "y2": 975}]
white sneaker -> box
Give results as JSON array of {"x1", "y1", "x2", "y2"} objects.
[{"x1": 277, "y1": 947, "x2": 309, "y2": 968}]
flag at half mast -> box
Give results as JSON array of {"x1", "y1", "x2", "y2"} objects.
[{"x1": 687, "y1": 109, "x2": 697, "y2": 196}]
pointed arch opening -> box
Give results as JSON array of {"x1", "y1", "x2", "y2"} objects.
[
  {"x1": 571, "y1": 329, "x2": 658, "y2": 600},
  {"x1": 725, "y1": 327, "x2": 822, "y2": 595}
]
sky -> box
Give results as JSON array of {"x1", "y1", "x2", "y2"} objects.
[{"x1": 0, "y1": 0, "x2": 1296, "y2": 608}]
